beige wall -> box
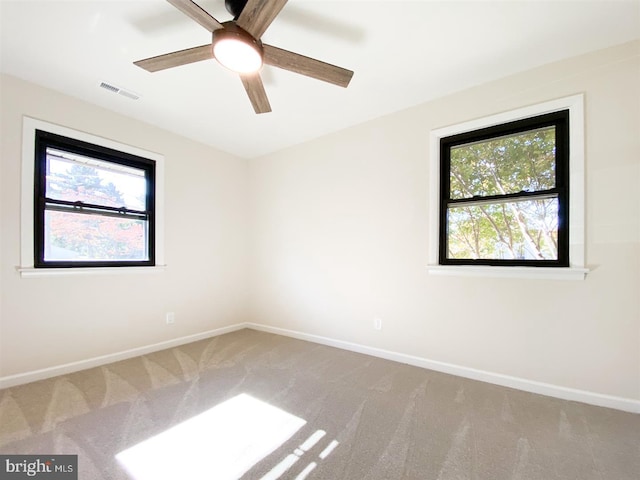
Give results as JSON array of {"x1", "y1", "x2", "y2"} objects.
[
  {"x1": 248, "y1": 41, "x2": 640, "y2": 401},
  {"x1": 0, "y1": 75, "x2": 249, "y2": 377},
  {"x1": 1, "y1": 41, "x2": 638, "y2": 404}
]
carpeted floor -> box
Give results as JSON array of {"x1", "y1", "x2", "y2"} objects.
[{"x1": 1, "y1": 328, "x2": 638, "y2": 479}]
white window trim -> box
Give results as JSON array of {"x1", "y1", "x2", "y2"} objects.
[
  {"x1": 19, "y1": 117, "x2": 166, "y2": 277},
  {"x1": 427, "y1": 94, "x2": 588, "y2": 280}
]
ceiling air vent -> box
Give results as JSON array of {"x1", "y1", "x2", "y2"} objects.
[{"x1": 99, "y1": 81, "x2": 140, "y2": 100}]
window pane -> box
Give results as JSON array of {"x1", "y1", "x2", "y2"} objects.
[
  {"x1": 447, "y1": 197, "x2": 558, "y2": 260},
  {"x1": 46, "y1": 148, "x2": 147, "y2": 210},
  {"x1": 44, "y1": 210, "x2": 148, "y2": 261},
  {"x1": 450, "y1": 126, "x2": 556, "y2": 199}
]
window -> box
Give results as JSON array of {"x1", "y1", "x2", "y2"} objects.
[
  {"x1": 20, "y1": 117, "x2": 165, "y2": 275},
  {"x1": 34, "y1": 130, "x2": 155, "y2": 267},
  {"x1": 440, "y1": 111, "x2": 568, "y2": 266},
  {"x1": 428, "y1": 95, "x2": 587, "y2": 280}
]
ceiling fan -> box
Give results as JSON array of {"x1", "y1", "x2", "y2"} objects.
[{"x1": 134, "y1": 0, "x2": 354, "y2": 114}]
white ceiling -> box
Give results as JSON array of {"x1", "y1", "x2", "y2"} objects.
[{"x1": 1, "y1": 0, "x2": 639, "y2": 158}]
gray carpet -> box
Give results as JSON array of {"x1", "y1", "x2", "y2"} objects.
[{"x1": 1, "y1": 329, "x2": 638, "y2": 479}]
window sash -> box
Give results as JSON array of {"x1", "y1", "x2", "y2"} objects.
[
  {"x1": 44, "y1": 150, "x2": 148, "y2": 211},
  {"x1": 439, "y1": 110, "x2": 569, "y2": 267},
  {"x1": 34, "y1": 130, "x2": 156, "y2": 268},
  {"x1": 44, "y1": 198, "x2": 150, "y2": 221},
  {"x1": 444, "y1": 189, "x2": 559, "y2": 208}
]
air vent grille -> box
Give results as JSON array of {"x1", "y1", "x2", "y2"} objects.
[
  {"x1": 99, "y1": 81, "x2": 140, "y2": 100},
  {"x1": 99, "y1": 82, "x2": 119, "y2": 93}
]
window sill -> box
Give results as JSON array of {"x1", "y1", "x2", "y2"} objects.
[
  {"x1": 18, "y1": 265, "x2": 167, "y2": 278},
  {"x1": 427, "y1": 265, "x2": 589, "y2": 280}
]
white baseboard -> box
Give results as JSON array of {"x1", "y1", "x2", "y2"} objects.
[
  {"x1": 3, "y1": 321, "x2": 639, "y2": 414},
  {"x1": 246, "y1": 323, "x2": 640, "y2": 414},
  {"x1": 0, "y1": 323, "x2": 246, "y2": 389}
]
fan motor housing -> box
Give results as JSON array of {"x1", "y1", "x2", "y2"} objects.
[
  {"x1": 213, "y1": 22, "x2": 264, "y2": 52},
  {"x1": 225, "y1": 0, "x2": 249, "y2": 18}
]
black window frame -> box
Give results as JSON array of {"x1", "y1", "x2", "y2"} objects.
[
  {"x1": 34, "y1": 130, "x2": 156, "y2": 268},
  {"x1": 439, "y1": 110, "x2": 570, "y2": 267}
]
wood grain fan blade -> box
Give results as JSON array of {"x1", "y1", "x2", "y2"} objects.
[
  {"x1": 134, "y1": 44, "x2": 213, "y2": 72},
  {"x1": 167, "y1": 0, "x2": 223, "y2": 32},
  {"x1": 263, "y1": 44, "x2": 353, "y2": 87},
  {"x1": 236, "y1": 0, "x2": 288, "y2": 39},
  {"x1": 240, "y1": 74, "x2": 271, "y2": 113}
]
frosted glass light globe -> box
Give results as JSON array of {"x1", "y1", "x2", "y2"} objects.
[{"x1": 213, "y1": 37, "x2": 262, "y2": 74}]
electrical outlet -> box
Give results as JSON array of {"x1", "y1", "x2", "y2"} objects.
[
  {"x1": 166, "y1": 312, "x2": 175, "y2": 325},
  {"x1": 373, "y1": 317, "x2": 382, "y2": 331}
]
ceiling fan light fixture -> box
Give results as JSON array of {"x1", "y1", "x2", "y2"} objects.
[
  {"x1": 212, "y1": 24, "x2": 263, "y2": 74},
  {"x1": 135, "y1": 0, "x2": 354, "y2": 114}
]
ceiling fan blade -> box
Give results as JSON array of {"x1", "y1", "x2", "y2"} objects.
[
  {"x1": 263, "y1": 44, "x2": 354, "y2": 88},
  {"x1": 236, "y1": 0, "x2": 288, "y2": 39},
  {"x1": 240, "y1": 74, "x2": 272, "y2": 114},
  {"x1": 134, "y1": 44, "x2": 213, "y2": 72},
  {"x1": 167, "y1": 0, "x2": 223, "y2": 32}
]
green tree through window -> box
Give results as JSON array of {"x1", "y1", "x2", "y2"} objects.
[
  {"x1": 34, "y1": 129, "x2": 156, "y2": 268},
  {"x1": 45, "y1": 162, "x2": 145, "y2": 260},
  {"x1": 440, "y1": 110, "x2": 569, "y2": 266}
]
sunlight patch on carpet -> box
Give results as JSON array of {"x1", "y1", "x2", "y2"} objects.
[{"x1": 116, "y1": 393, "x2": 306, "y2": 480}]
